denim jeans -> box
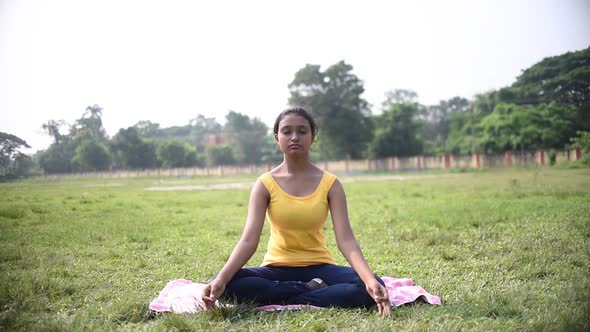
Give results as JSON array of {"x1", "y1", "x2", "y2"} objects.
[{"x1": 220, "y1": 264, "x2": 384, "y2": 308}]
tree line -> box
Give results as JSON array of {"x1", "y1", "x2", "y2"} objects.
[{"x1": 1, "y1": 47, "x2": 589, "y2": 178}]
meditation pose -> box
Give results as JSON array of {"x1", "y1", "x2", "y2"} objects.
[{"x1": 202, "y1": 106, "x2": 390, "y2": 317}]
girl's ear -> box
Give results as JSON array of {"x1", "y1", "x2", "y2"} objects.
[{"x1": 274, "y1": 134, "x2": 279, "y2": 142}]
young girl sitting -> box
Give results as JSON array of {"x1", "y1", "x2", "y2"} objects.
[{"x1": 201, "y1": 106, "x2": 390, "y2": 318}]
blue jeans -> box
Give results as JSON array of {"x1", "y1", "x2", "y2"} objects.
[{"x1": 220, "y1": 264, "x2": 384, "y2": 308}]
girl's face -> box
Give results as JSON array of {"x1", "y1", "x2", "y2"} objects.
[{"x1": 275, "y1": 114, "x2": 313, "y2": 155}]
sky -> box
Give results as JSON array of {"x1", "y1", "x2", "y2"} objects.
[{"x1": 1, "y1": 0, "x2": 589, "y2": 153}]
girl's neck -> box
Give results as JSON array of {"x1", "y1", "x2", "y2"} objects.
[{"x1": 281, "y1": 155, "x2": 312, "y2": 175}]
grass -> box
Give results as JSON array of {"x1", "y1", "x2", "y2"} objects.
[{"x1": 0, "y1": 168, "x2": 589, "y2": 331}]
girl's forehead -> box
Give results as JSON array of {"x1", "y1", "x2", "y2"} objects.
[{"x1": 279, "y1": 114, "x2": 310, "y2": 127}]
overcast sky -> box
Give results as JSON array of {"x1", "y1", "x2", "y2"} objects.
[{"x1": 1, "y1": 0, "x2": 589, "y2": 152}]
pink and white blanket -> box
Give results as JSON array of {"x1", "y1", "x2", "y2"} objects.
[{"x1": 149, "y1": 277, "x2": 441, "y2": 313}]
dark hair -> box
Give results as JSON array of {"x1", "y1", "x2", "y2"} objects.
[{"x1": 273, "y1": 106, "x2": 318, "y2": 139}]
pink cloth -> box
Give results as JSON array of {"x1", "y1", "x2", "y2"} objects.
[
  {"x1": 149, "y1": 277, "x2": 440, "y2": 314},
  {"x1": 381, "y1": 277, "x2": 441, "y2": 307}
]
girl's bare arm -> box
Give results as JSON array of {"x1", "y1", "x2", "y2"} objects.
[
  {"x1": 201, "y1": 180, "x2": 268, "y2": 308},
  {"x1": 328, "y1": 179, "x2": 391, "y2": 317}
]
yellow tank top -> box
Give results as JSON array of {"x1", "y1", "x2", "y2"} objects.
[{"x1": 258, "y1": 171, "x2": 337, "y2": 267}]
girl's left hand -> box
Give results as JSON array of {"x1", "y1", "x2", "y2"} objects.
[{"x1": 366, "y1": 278, "x2": 391, "y2": 318}]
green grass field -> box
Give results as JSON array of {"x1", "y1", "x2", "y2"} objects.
[{"x1": 1, "y1": 168, "x2": 589, "y2": 331}]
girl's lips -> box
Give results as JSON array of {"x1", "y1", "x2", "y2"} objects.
[{"x1": 288, "y1": 144, "x2": 302, "y2": 149}]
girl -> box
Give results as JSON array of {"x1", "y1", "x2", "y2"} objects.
[{"x1": 202, "y1": 106, "x2": 390, "y2": 317}]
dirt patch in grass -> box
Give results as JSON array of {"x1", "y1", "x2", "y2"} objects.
[
  {"x1": 341, "y1": 173, "x2": 465, "y2": 183},
  {"x1": 144, "y1": 173, "x2": 466, "y2": 191},
  {"x1": 145, "y1": 182, "x2": 252, "y2": 191},
  {"x1": 82, "y1": 183, "x2": 124, "y2": 187}
]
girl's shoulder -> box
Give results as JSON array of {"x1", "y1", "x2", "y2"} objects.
[
  {"x1": 257, "y1": 171, "x2": 274, "y2": 186},
  {"x1": 320, "y1": 170, "x2": 338, "y2": 191},
  {"x1": 306, "y1": 165, "x2": 338, "y2": 192}
]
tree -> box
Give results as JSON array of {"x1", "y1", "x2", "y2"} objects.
[
  {"x1": 446, "y1": 110, "x2": 475, "y2": 154},
  {"x1": 134, "y1": 120, "x2": 161, "y2": 137},
  {"x1": 156, "y1": 140, "x2": 199, "y2": 168},
  {"x1": 10, "y1": 154, "x2": 35, "y2": 178},
  {"x1": 133, "y1": 117, "x2": 223, "y2": 152},
  {"x1": 260, "y1": 135, "x2": 284, "y2": 164},
  {"x1": 0, "y1": 132, "x2": 33, "y2": 179},
  {"x1": 110, "y1": 127, "x2": 158, "y2": 169},
  {"x1": 382, "y1": 89, "x2": 419, "y2": 106},
  {"x1": 133, "y1": 120, "x2": 196, "y2": 146},
  {"x1": 0, "y1": 132, "x2": 30, "y2": 168},
  {"x1": 422, "y1": 97, "x2": 470, "y2": 154},
  {"x1": 72, "y1": 104, "x2": 108, "y2": 141},
  {"x1": 205, "y1": 144, "x2": 236, "y2": 166},
  {"x1": 223, "y1": 111, "x2": 268, "y2": 164},
  {"x1": 570, "y1": 131, "x2": 590, "y2": 152},
  {"x1": 38, "y1": 143, "x2": 76, "y2": 174},
  {"x1": 444, "y1": 91, "x2": 499, "y2": 154},
  {"x1": 189, "y1": 115, "x2": 222, "y2": 151},
  {"x1": 497, "y1": 47, "x2": 590, "y2": 133},
  {"x1": 476, "y1": 103, "x2": 576, "y2": 152},
  {"x1": 288, "y1": 61, "x2": 373, "y2": 160},
  {"x1": 39, "y1": 118, "x2": 79, "y2": 174},
  {"x1": 41, "y1": 120, "x2": 67, "y2": 144},
  {"x1": 369, "y1": 103, "x2": 423, "y2": 158},
  {"x1": 84, "y1": 104, "x2": 103, "y2": 119},
  {"x1": 501, "y1": 47, "x2": 589, "y2": 107},
  {"x1": 72, "y1": 139, "x2": 112, "y2": 171}
]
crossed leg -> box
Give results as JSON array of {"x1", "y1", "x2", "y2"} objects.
[{"x1": 221, "y1": 264, "x2": 383, "y2": 308}]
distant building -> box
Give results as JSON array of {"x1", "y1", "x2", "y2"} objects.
[{"x1": 205, "y1": 134, "x2": 230, "y2": 145}]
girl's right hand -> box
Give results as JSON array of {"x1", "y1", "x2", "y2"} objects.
[
  {"x1": 365, "y1": 278, "x2": 391, "y2": 318},
  {"x1": 201, "y1": 279, "x2": 226, "y2": 311}
]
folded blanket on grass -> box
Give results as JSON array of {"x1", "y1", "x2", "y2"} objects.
[{"x1": 149, "y1": 277, "x2": 441, "y2": 314}]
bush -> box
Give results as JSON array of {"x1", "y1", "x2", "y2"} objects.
[
  {"x1": 157, "y1": 141, "x2": 202, "y2": 168},
  {"x1": 205, "y1": 144, "x2": 236, "y2": 166},
  {"x1": 570, "y1": 131, "x2": 590, "y2": 153},
  {"x1": 549, "y1": 149, "x2": 557, "y2": 166},
  {"x1": 569, "y1": 131, "x2": 590, "y2": 166},
  {"x1": 73, "y1": 140, "x2": 112, "y2": 171}
]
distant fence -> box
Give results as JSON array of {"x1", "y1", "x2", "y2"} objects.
[{"x1": 41, "y1": 148, "x2": 584, "y2": 179}]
